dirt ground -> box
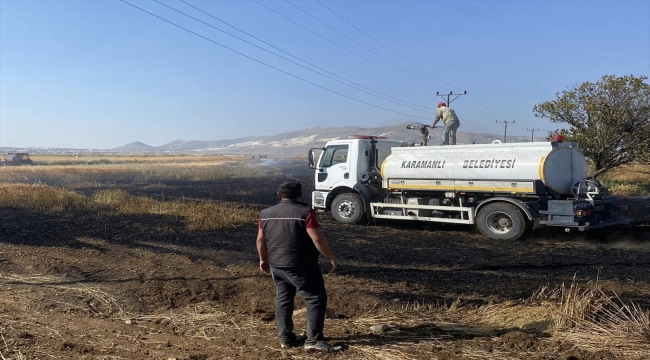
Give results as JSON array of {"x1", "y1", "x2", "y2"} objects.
[{"x1": 1, "y1": 162, "x2": 649, "y2": 359}]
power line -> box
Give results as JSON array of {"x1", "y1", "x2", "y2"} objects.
[
  {"x1": 312, "y1": 0, "x2": 513, "y2": 123},
  {"x1": 455, "y1": 107, "x2": 508, "y2": 134},
  {"x1": 253, "y1": 0, "x2": 438, "y2": 92},
  {"x1": 461, "y1": 121, "x2": 499, "y2": 135},
  {"x1": 436, "y1": 97, "x2": 497, "y2": 135},
  {"x1": 254, "y1": 0, "x2": 500, "y2": 135},
  {"x1": 468, "y1": 94, "x2": 510, "y2": 121},
  {"x1": 152, "y1": 0, "x2": 435, "y2": 114},
  {"x1": 312, "y1": 0, "x2": 509, "y2": 133},
  {"x1": 176, "y1": 0, "x2": 438, "y2": 112},
  {"x1": 459, "y1": 122, "x2": 497, "y2": 134},
  {"x1": 496, "y1": 120, "x2": 515, "y2": 143},
  {"x1": 440, "y1": 106, "x2": 501, "y2": 135},
  {"x1": 432, "y1": 90, "x2": 500, "y2": 134},
  {"x1": 436, "y1": 90, "x2": 467, "y2": 106},
  {"x1": 285, "y1": 0, "x2": 447, "y2": 90},
  {"x1": 122, "y1": 1, "x2": 501, "y2": 137},
  {"x1": 456, "y1": 97, "x2": 503, "y2": 120},
  {"x1": 314, "y1": 0, "x2": 457, "y2": 92},
  {"x1": 172, "y1": 1, "x2": 501, "y2": 138},
  {"x1": 430, "y1": 96, "x2": 498, "y2": 134},
  {"x1": 288, "y1": 0, "x2": 508, "y2": 134},
  {"x1": 510, "y1": 123, "x2": 536, "y2": 135},
  {"x1": 431, "y1": 94, "x2": 501, "y2": 134},
  {"x1": 119, "y1": 0, "x2": 433, "y2": 121},
  {"x1": 527, "y1": 128, "x2": 540, "y2": 142},
  {"x1": 446, "y1": 97, "x2": 496, "y2": 120}
]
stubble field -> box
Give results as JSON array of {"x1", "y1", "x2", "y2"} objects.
[{"x1": 0, "y1": 156, "x2": 649, "y2": 360}]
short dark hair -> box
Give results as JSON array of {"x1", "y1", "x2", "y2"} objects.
[{"x1": 279, "y1": 180, "x2": 302, "y2": 199}]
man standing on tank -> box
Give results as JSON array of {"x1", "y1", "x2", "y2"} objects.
[
  {"x1": 256, "y1": 180, "x2": 341, "y2": 353},
  {"x1": 432, "y1": 102, "x2": 461, "y2": 145}
]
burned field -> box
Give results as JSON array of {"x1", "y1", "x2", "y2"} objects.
[{"x1": 0, "y1": 157, "x2": 649, "y2": 360}]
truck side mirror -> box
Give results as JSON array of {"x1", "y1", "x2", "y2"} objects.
[{"x1": 308, "y1": 149, "x2": 316, "y2": 169}]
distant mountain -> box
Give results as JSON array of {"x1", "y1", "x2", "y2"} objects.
[
  {"x1": 112, "y1": 123, "x2": 545, "y2": 155},
  {"x1": 113, "y1": 141, "x2": 156, "y2": 152}
]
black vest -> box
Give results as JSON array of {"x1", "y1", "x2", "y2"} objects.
[{"x1": 260, "y1": 200, "x2": 319, "y2": 268}]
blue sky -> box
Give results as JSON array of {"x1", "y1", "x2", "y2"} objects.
[{"x1": 1, "y1": 0, "x2": 648, "y2": 149}]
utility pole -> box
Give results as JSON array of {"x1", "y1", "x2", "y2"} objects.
[
  {"x1": 527, "y1": 128, "x2": 540, "y2": 142},
  {"x1": 496, "y1": 120, "x2": 515, "y2": 143},
  {"x1": 436, "y1": 90, "x2": 467, "y2": 106}
]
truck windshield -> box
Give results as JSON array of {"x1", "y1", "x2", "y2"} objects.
[{"x1": 319, "y1": 145, "x2": 348, "y2": 168}]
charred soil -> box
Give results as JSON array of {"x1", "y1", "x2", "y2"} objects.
[{"x1": 0, "y1": 161, "x2": 649, "y2": 359}]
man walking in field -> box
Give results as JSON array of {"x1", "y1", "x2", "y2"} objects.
[
  {"x1": 256, "y1": 180, "x2": 341, "y2": 353},
  {"x1": 432, "y1": 102, "x2": 461, "y2": 145}
]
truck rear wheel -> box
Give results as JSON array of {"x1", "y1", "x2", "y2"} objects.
[
  {"x1": 477, "y1": 203, "x2": 527, "y2": 241},
  {"x1": 331, "y1": 193, "x2": 365, "y2": 224}
]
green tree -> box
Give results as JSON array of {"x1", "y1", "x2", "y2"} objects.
[{"x1": 534, "y1": 75, "x2": 650, "y2": 178}]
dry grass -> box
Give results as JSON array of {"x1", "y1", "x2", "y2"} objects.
[
  {"x1": 0, "y1": 158, "x2": 647, "y2": 359},
  {"x1": 0, "y1": 162, "x2": 284, "y2": 187},
  {"x1": 467, "y1": 301, "x2": 558, "y2": 334},
  {"x1": 602, "y1": 165, "x2": 650, "y2": 184},
  {"x1": 542, "y1": 279, "x2": 649, "y2": 357},
  {"x1": 28, "y1": 154, "x2": 250, "y2": 166},
  {"x1": 93, "y1": 189, "x2": 257, "y2": 231},
  {"x1": 0, "y1": 184, "x2": 257, "y2": 231},
  {"x1": 0, "y1": 160, "x2": 292, "y2": 232},
  {"x1": 601, "y1": 164, "x2": 650, "y2": 196},
  {"x1": 0, "y1": 273, "x2": 124, "y2": 317},
  {"x1": 0, "y1": 183, "x2": 88, "y2": 212},
  {"x1": 124, "y1": 304, "x2": 264, "y2": 339},
  {"x1": 607, "y1": 183, "x2": 648, "y2": 196},
  {"x1": 1, "y1": 267, "x2": 647, "y2": 358},
  {"x1": 0, "y1": 158, "x2": 293, "y2": 238},
  {"x1": 321, "y1": 280, "x2": 650, "y2": 359},
  {"x1": 486, "y1": 279, "x2": 650, "y2": 357}
]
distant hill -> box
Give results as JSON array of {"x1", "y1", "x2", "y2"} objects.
[
  {"x1": 113, "y1": 141, "x2": 156, "y2": 152},
  {"x1": 112, "y1": 123, "x2": 545, "y2": 155}
]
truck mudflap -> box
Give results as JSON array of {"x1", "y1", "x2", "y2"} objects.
[{"x1": 353, "y1": 182, "x2": 375, "y2": 225}]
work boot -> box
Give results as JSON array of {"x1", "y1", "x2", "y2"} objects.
[
  {"x1": 280, "y1": 334, "x2": 306, "y2": 349},
  {"x1": 304, "y1": 340, "x2": 343, "y2": 353}
]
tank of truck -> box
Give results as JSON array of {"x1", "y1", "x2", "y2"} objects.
[{"x1": 380, "y1": 142, "x2": 587, "y2": 195}]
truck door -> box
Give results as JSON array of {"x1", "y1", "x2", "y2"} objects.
[{"x1": 315, "y1": 144, "x2": 350, "y2": 190}]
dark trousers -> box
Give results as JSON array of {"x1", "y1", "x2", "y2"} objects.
[{"x1": 270, "y1": 265, "x2": 327, "y2": 345}]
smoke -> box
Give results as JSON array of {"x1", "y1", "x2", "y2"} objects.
[
  {"x1": 605, "y1": 238, "x2": 650, "y2": 250},
  {"x1": 530, "y1": 227, "x2": 650, "y2": 250},
  {"x1": 254, "y1": 159, "x2": 302, "y2": 166}
]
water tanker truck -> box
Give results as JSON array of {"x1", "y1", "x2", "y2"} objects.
[{"x1": 308, "y1": 130, "x2": 630, "y2": 240}]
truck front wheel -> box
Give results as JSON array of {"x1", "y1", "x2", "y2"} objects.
[
  {"x1": 331, "y1": 193, "x2": 365, "y2": 224},
  {"x1": 476, "y1": 203, "x2": 527, "y2": 241}
]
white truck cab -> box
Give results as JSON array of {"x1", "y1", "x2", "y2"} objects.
[{"x1": 308, "y1": 136, "x2": 404, "y2": 214}]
